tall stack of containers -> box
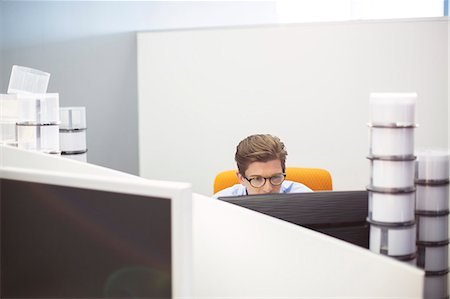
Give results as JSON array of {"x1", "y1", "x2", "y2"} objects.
[
  {"x1": 416, "y1": 151, "x2": 449, "y2": 299},
  {"x1": 59, "y1": 107, "x2": 88, "y2": 162},
  {"x1": 16, "y1": 93, "x2": 60, "y2": 154},
  {"x1": 367, "y1": 93, "x2": 418, "y2": 266},
  {"x1": 7, "y1": 65, "x2": 60, "y2": 155}
]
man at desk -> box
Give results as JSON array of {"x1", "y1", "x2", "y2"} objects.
[{"x1": 214, "y1": 134, "x2": 312, "y2": 198}]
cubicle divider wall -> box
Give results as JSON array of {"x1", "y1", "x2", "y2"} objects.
[
  {"x1": 137, "y1": 18, "x2": 449, "y2": 197},
  {"x1": 194, "y1": 193, "x2": 424, "y2": 298}
]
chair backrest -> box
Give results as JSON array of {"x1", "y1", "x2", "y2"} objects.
[{"x1": 213, "y1": 167, "x2": 333, "y2": 193}]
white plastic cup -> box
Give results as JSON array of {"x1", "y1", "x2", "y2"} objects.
[
  {"x1": 416, "y1": 150, "x2": 450, "y2": 181},
  {"x1": 369, "y1": 126, "x2": 415, "y2": 156},
  {"x1": 59, "y1": 107, "x2": 87, "y2": 130},
  {"x1": 416, "y1": 184, "x2": 449, "y2": 211},
  {"x1": 17, "y1": 124, "x2": 60, "y2": 153},
  {"x1": 418, "y1": 244, "x2": 449, "y2": 272},
  {"x1": 369, "y1": 224, "x2": 416, "y2": 256},
  {"x1": 370, "y1": 158, "x2": 416, "y2": 189},
  {"x1": 417, "y1": 214, "x2": 449, "y2": 242},
  {"x1": 369, "y1": 191, "x2": 415, "y2": 223},
  {"x1": 424, "y1": 273, "x2": 448, "y2": 299},
  {"x1": 18, "y1": 93, "x2": 59, "y2": 124},
  {"x1": 59, "y1": 130, "x2": 87, "y2": 152},
  {"x1": 7, "y1": 65, "x2": 50, "y2": 94},
  {"x1": 62, "y1": 152, "x2": 87, "y2": 163},
  {"x1": 369, "y1": 92, "x2": 417, "y2": 126}
]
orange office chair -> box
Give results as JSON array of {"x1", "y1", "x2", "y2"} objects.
[{"x1": 213, "y1": 167, "x2": 333, "y2": 193}]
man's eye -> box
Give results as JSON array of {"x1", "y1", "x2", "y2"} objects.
[{"x1": 251, "y1": 177, "x2": 264, "y2": 183}]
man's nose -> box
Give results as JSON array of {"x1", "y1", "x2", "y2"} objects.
[{"x1": 261, "y1": 179, "x2": 273, "y2": 193}]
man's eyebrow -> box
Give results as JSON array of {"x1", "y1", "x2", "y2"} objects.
[{"x1": 247, "y1": 173, "x2": 283, "y2": 178}]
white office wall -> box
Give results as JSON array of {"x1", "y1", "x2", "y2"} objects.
[
  {"x1": 0, "y1": 1, "x2": 277, "y2": 174},
  {"x1": 138, "y1": 18, "x2": 449, "y2": 195}
]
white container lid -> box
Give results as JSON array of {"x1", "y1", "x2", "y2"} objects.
[
  {"x1": 369, "y1": 92, "x2": 417, "y2": 126},
  {"x1": 17, "y1": 93, "x2": 59, "y2": 124},
  {"x1": 59, "y1": 107, "x2": 86, "y2": 130},
  {"x1": 416, "y1": 149, "x2": 450, "y2": 180},
  {"x1": 7, "y1": 65, "x2": 50, "y2": 94},
  {"x1": 0, "y1": 94, "x2": 18, "y2": 120}
]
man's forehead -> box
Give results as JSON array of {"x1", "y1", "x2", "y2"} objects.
[{"x1": 245, "y1": 160, "x2": 283, "y2": 175}]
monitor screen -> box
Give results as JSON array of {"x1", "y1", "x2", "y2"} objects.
[
  {"x1": 219, "y1": 191, "x2": 369, "y2": 248},
  {"x1": 1, "y1": 178, "x2": 172, "y2": 298}
]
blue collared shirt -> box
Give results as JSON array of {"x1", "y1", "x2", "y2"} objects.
[{"x1": 213, "y1": 180, "x2": 312, "y2": 199}]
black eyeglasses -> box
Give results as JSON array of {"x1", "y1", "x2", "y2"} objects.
[{"x1": 243, "y1": 173, "x2": 286, "y2": 188}]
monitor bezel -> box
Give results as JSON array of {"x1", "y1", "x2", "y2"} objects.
[{"x1": 0, "y1": 165, "x2": 192, "y2": 298}]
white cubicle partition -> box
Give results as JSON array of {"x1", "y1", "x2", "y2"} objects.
[
  {"x1": 0, "y1": 144, "x2": 138, "y2": 180},
  {"x1": 138, "y1": 18, "x2": 449, "y2": 196},
  {"x1": 193, "y1": 193, "x2": 424, "y2": 297}
]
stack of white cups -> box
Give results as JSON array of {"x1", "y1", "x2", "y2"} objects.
[
  {"x1": 16, "y1": 93, "x2": 60, "y2": 154},
  {"x1": 416, "y1": 151, "x2": 449, "y2": 299},
  {"x1": 367, "y1": 93, "x2": 418, "y2": 265},
  {"x1": 59, "y1": 107, "x2": 87, "y2": 162},
  {"x1": 5, "y1": 65, "x2": 60, "y2": 154}
]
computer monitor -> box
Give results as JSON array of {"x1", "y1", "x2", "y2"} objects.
[
  {"x1": 219, "y1": 191, "x2": 369, "y2": 248},
  {"x1": 0, "y1": 146, "x2": 192, "y2": 298}
]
